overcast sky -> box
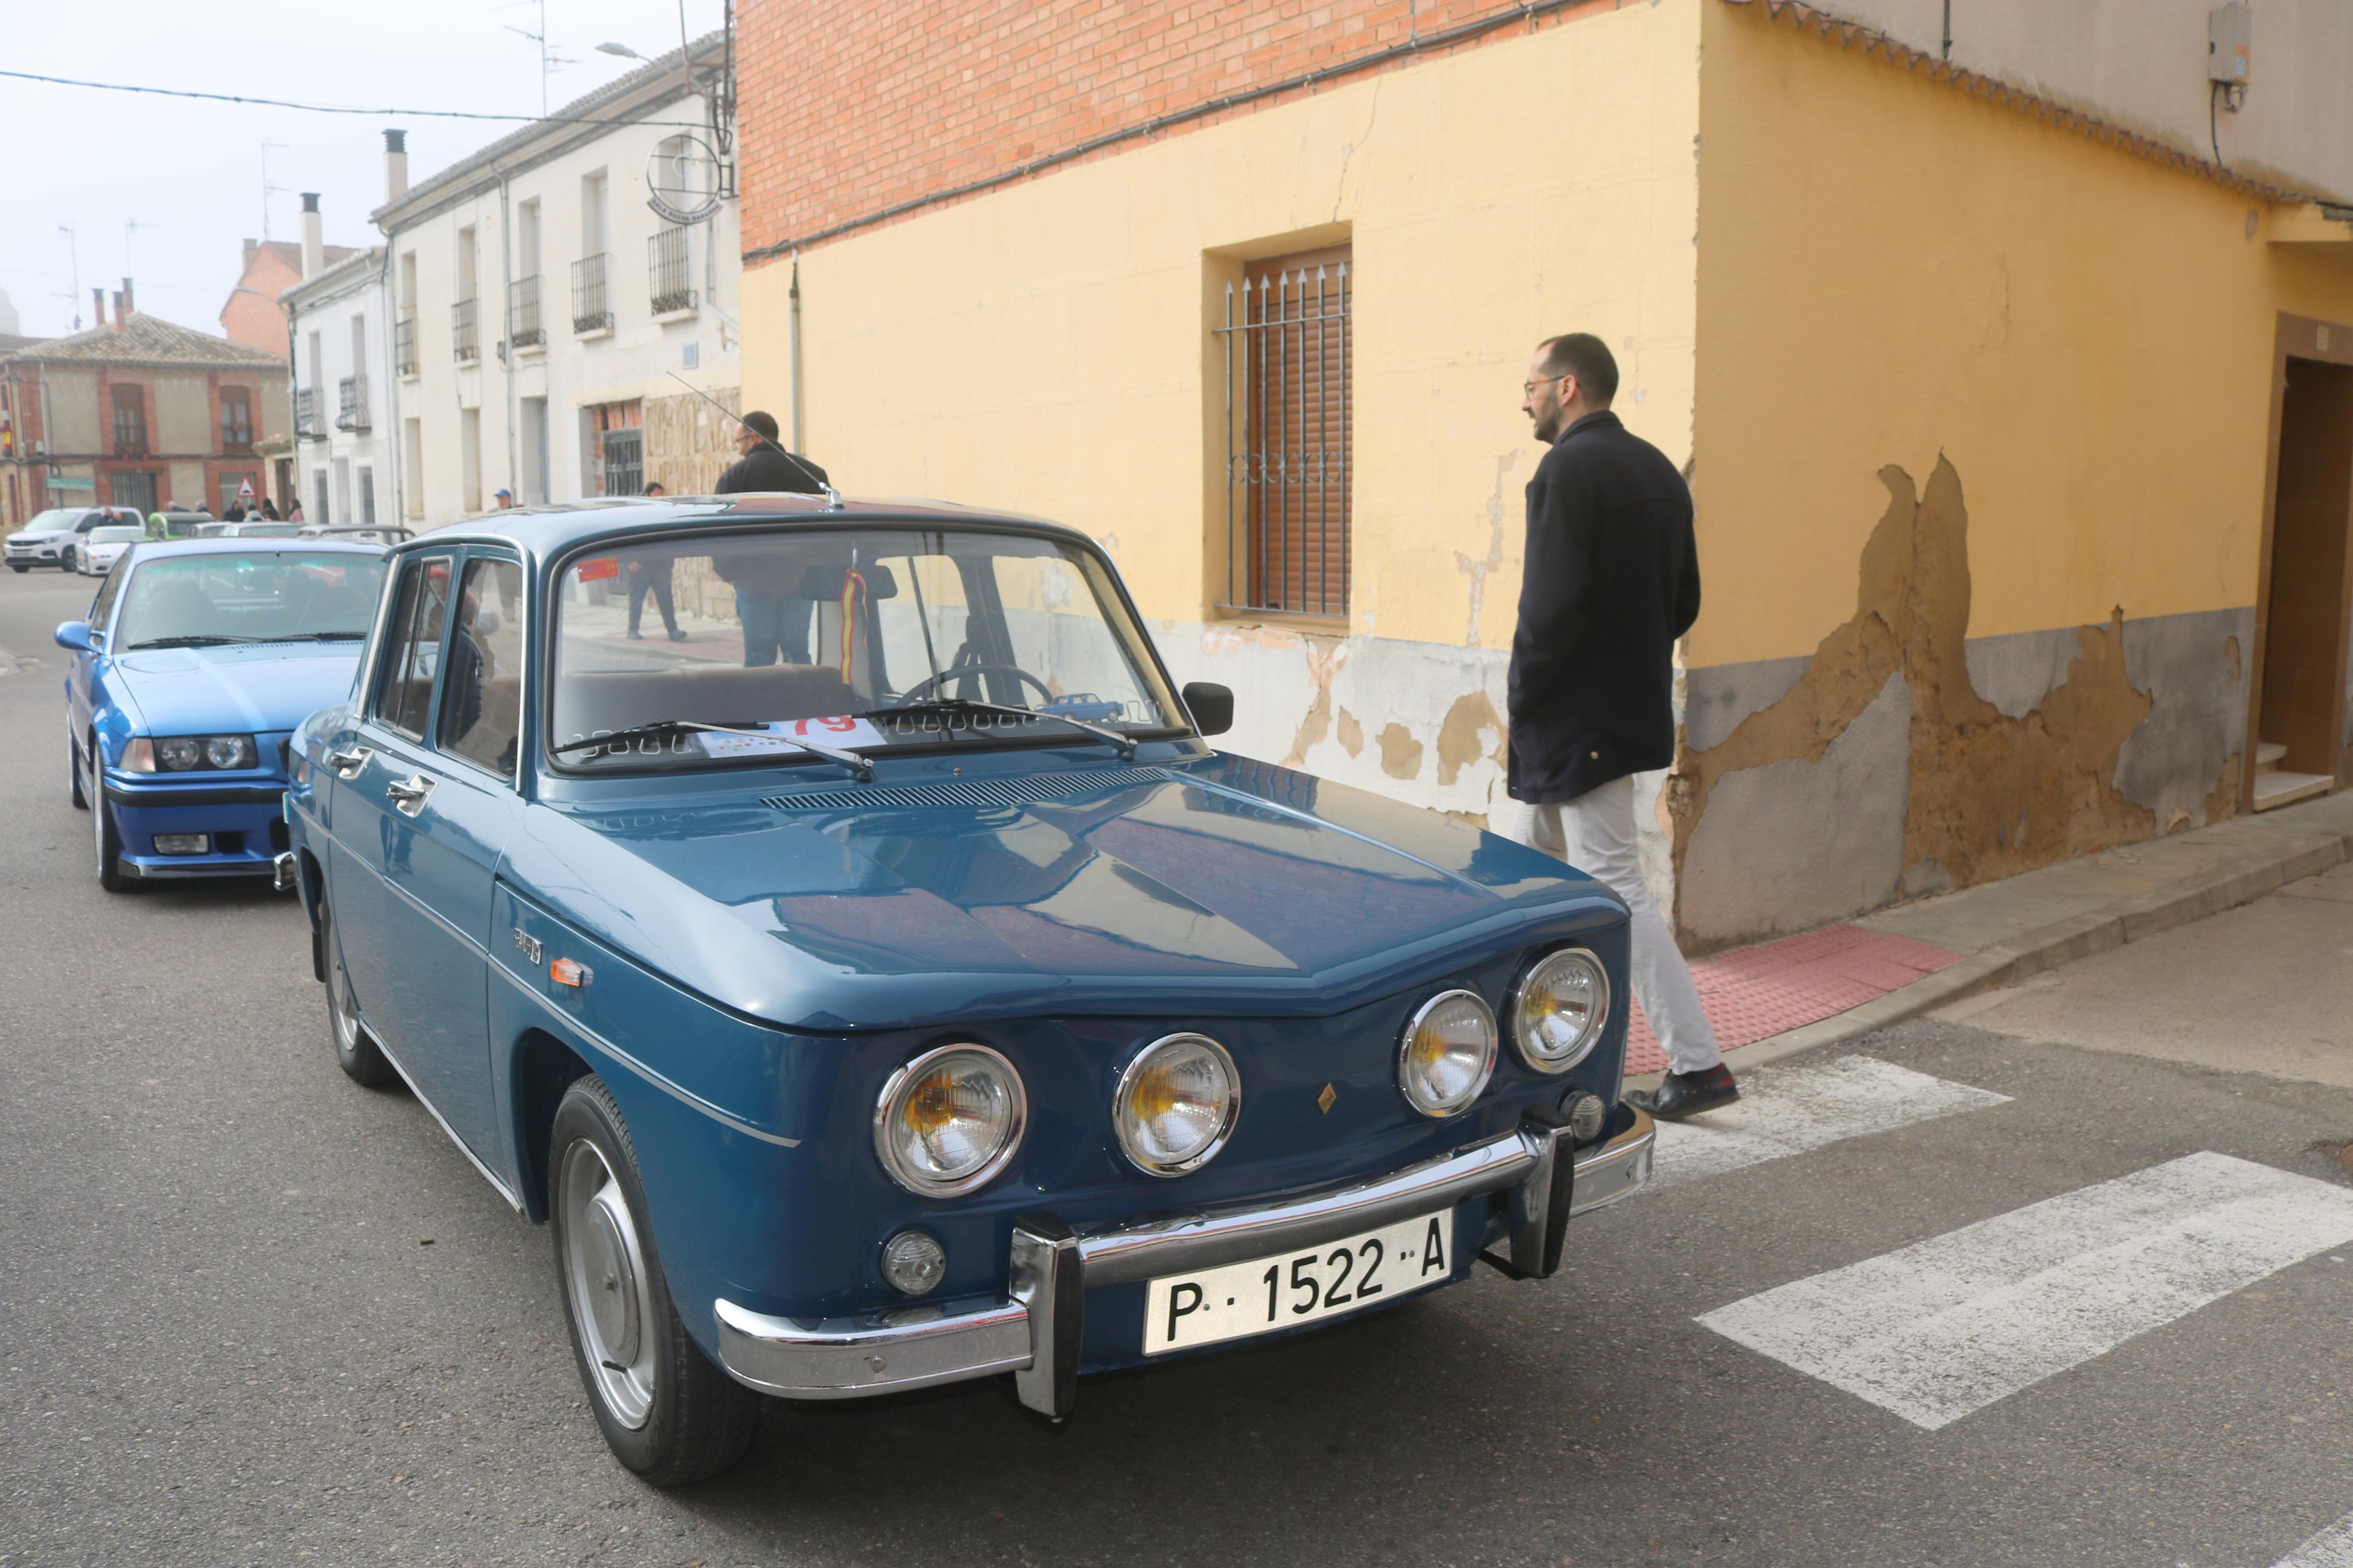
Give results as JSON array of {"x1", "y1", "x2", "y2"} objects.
[{"x1": 0, "y1": 1, "x2": 727, "y2": 342}]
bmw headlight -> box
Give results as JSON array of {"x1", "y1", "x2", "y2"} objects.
[
  {"x1": 154, "y1": 737, "x2": 201, "y2": 771},
  {"x1": 204, "y1": 735, "x2": 256, "y2": 770},
  {"x1": 1397, "y1": 990, "x2": 1497, "y2": 1118},
  {"x1": 1113, "y1": 1033, "x2": 1240, "y2": 1176},
  {"x1": 872, "y1": 1044, "x2": 1027, "y2": 1197},
  {"x1": 1510, "y1": 948, "x2": 1611, "y2": 1073}
]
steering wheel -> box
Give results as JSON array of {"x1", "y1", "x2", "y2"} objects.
[{"x1": 899, "y1": 663, "x2": 1055, "y2": 706}]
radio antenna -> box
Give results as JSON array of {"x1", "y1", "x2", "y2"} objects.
[{"x1": 666, "y1": 372, "x2": 839, "y2": 508}]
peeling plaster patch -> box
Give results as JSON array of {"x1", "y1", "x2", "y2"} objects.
[
  {"x1": 2112, "y1": 607, "x2": 2255, "y2": 831},
  {"x1": 1281, "y1": 638, "x2": 1348, "y2": 766},
  {"x1": 1675, "y1": 458, "x2": 2160, "y2": 947},
  {"x1": 1376, "y1": 723, "x2": 1424, "y2": 780},
  {"x1": 1457, "y1": 451, "x2": 1524, "y2": 646},
  {"x1": 1685, "y1": 656, "x2": 1811, "y2": 751},
  {"x1": 1337, "y1": 708, "x2": 1365, "y2": 757},
  {"x1": 1436, "y1": 691, "x2": 1504, "y2": 788},
  {"x1": 1964, "y1": 627, "x2": 2081, "y2": 720}
]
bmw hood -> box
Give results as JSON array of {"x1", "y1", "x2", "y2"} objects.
[
  {"x1": 112, "y1": 642, "x2": 362, "y2": 739},
  {"x1": 514, "y1": 755, "x2": 1624, "y2": 1028}
]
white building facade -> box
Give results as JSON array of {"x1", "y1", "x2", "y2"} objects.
[
  {"x1": 376, "y1": 34, "x2": 744, "y2": 528},
  {"x1": 281, "y1": 192, "x2": 393, "y2": 528}
]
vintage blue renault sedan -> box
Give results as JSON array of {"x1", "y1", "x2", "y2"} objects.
[{"x1": 287, "y1": 496, "x2": 1654, "y2": 1485}]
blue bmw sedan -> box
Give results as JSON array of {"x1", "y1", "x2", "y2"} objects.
[{"x1": 57, "y1": 538, "x2": 390, "y2": 891}]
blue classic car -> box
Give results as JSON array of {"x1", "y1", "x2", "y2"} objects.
[
  {"x1": 58, "y1": 539, "x2": 391, "y2": 891},
  {"x1": 286, "y1": 497, "x2": 1653, "y2": 1485}
]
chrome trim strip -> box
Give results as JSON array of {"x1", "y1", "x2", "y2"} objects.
[
  {"x1": 713, "y1": 1295, "x2": 1030, "y2": 1399},
  {"x1": 1566, "y1": 1105, "x2": 1656, "y2": 1217},
  {"x1": 364, "y1": 1024, "x2": 524, "y2": 1213}
]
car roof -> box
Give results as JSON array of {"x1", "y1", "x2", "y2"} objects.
[
  {"x1": 385, "y1": 494, "x2": 1096, "y2": 560},
  {"x1": 127, "y1": 538, "x2": 391, "y2": 561}
]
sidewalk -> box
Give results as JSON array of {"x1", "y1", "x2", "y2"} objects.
[{"x1": 1625, "y1": 787, "x2": 2353, "y2": 1080}]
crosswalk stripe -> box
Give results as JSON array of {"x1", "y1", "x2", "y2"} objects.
[
  {"x1": 1695, "y1": 1151, "x2": 2353, "y2": 1431},
  {"x1": 1648, "y1": 1054, "x2": 2010, "y2": 1192},
  {"x1": 2276, "y1": 1511, "x2": 2353, "y2": 1567}
]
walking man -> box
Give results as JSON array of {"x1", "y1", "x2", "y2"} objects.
[{"x1": 1509, "y1": 333, "x2": 1736, "y2": 1120}]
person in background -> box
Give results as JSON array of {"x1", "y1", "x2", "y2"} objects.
[
  {"x1": 714, "y1": 410, "x2": 828, "y2": 496},
  {"x1": 259, "y1": 497, "x2": 281, "y2": 521},
  {"x1": 494, "y1": 488, "x2": 514, "y2": 510},
  {"x1": 625, "y1": 554, "x2": 687, "y2": 642},
  {"x1": 642, "y1": 482, "x2": 667, "y2": 497},
  {"x1": 712, "y1": 411, "x2": 829, "y2": 667},
  {"x1": 223, "y1": 501, "x2": 247, "y2": 522},
  {"x1": 286, "y1": 499, "x2": 304, "y2": 524},
  {"x1": 1507, "y1": 332, "x2": 1734, "y2": 1122}
]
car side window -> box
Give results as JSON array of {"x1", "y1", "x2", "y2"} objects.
[
  {"x1": 373, "y1": 554, "x2": 453, "y2": 741},
  {"x1": 436, "y1": 556, "x2": 526, "y2": 779},
  {"x1": 88, "y1": 560, "x2": 129, "y2": 635}
]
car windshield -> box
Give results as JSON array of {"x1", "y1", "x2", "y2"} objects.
[
  {"x1": 550, "y1": 525, "x2": 1186, "y2": 768},
  {"x1": 232, "y1": 523, "x2": 301, "y2": 537},
  {"x1": 18, "y1": 509, "x2": 76, "y2": 534},
  {"x1": 90, "y1": 527, "x2": 143, "y2": 545},
  {"x1": 114, "y1": 552, "x2": 389, "y2": 649}
]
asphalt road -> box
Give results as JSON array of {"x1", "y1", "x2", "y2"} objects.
[{"x1": 3, "y1": 563, "x2": 2351, "y2": 1568}]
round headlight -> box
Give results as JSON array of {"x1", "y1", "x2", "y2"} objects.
[
  {"x1": 1113, "y1": 1033, "x2": 1240, "y2": 1176},
  {"x1": 155, "y1": 737, "x2": 201, "y2": 771},
  {"x1": 1398, "y1": 990, "x2": 1497, "y2": 1119},
  {"x1": 872, "y1": 1044, "x2": 1027, "y2": 1197},
  {"x1": 204, "y1": 735, "x2": 254, "y2": 770},
  {"x1": 1511, "y1": 948, "x2": 1611, "y2": 1073}
]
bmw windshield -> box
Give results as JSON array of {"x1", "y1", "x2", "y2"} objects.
[
  {"x1": 114, "y1": 552, "x2": 389, "y2": 649},
  {"x1": 549, "y1": 526, "x2": 1187, "y2": 769}
]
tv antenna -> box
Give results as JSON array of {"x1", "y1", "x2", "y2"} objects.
[
  {"x1": 261, "y1": 140, "x2": 292, "y2": 241},
  {"x1": 56, "y1": 225, "x2": 81, "y2": 331},
  {"x1": 124, "y1": 218, "x2": 158, "y2": 283}
]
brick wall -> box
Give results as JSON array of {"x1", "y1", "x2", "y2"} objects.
[{"x1": 735, "y1": 0, "x2": 1610, "y2": 264}]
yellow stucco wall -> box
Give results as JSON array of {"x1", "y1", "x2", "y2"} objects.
[
  {"x1": 1691, "y1": 0, "x2": 2353, "y2": 670},
  {"x1": 740, "y1": 1, "x2": 1701, "y2": 654}
]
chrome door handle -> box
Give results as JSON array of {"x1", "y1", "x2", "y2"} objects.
[
  {"x1": 325, "y1": 745, "x2": 374, "y2": 779},
  {"x1": 385, "y1": 774, "x2": 436, "y2": 817}
]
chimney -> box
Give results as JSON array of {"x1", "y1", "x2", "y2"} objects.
[
  {"x1": 242, "y1": 238, "x2": 257, "y2": 271},
  {"x1": 120, "y1": 278, "x2": 134, "y2": 318},
  {"x1": 111, "y1": 291, "x2": 125, "y2": 331},
  {"x1": 300, "y1": 193, "x2": 324, "y2": 279},
  {"x1": 92, "y1": 287, "x2": 106, "y2": 329},
  {"x1": 384, "y1": 129, "x2": 409, "y2": 204}
]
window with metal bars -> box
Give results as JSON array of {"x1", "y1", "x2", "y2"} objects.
[
  {"x1": 1218, "y1": 246, "x2": 1351, "y2": 618},
  {"x1": 112, "y1": 385, "x2": 148, "y2": 457}
]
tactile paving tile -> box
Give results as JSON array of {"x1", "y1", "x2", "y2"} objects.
[{"x1": 1623, "y1": 925, "x2": 1964, "y2": 1076}]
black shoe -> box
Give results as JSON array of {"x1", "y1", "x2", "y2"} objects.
[
  {"x1": 626, "y1": 628, "x2": 644, "y2": 639},
  {"x1": 667, "y1": 629, "x2": 688, "y2": 642},
  {"x1": 1626, "y1": 1065, "x2": 1738, "y2": 1121}
]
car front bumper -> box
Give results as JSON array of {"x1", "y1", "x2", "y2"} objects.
[
  {"x1": 712, "y1": 1105, "x2": 1656, "y2": 1416},
  {"x1": 6, "y1": 539, "x2": 61, "y2": 563},
  {"x1": 104, "y1": 778, "x2": 290, "y2": 880}
]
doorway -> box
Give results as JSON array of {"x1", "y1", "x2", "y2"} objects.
[{"x1": 2252, "y1": 330, "x2": 2353, "y2": 810}]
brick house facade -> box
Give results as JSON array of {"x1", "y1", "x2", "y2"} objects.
[{"x1": 221, "y1": 239, "x2": 356, "y2": 357}]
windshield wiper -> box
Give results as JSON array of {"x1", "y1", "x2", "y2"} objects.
[
  {"x1": 274, "y1": 630, "x2": 368, "y2": 642},
  {"x1": 123, "y1": 635, "x2": 257, "y2": 650},
  {"x1": 862, "y1": 696, "x2": 1137, "y2": 760},
  {"x1": 551, "y1": 717, "x2": 875, "y2": 781}
]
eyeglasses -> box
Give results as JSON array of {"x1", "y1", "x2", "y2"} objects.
[{"x1": 1522, "y1": 375, "x2": 1567, "y2": 396}]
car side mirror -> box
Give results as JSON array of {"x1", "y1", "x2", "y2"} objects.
[
  {"x1": 54, "y1": 620, "x2": 94, "y2": 653},
  {"x1": 1181, "y1": 681, "x2": 1234, "y2": 737}
]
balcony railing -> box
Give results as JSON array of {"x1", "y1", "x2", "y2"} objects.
[
  {"x1": 509, "y1": 275, "x2": 544, "y2": 350},
  {"x1": 648, "y1": 227, "x2": 696, "y2": 315},
  {"x1": 294, "y1": 388, "x2": 325, "y2": 442},
  {"x1": 393, "y1": 317, "x2": 417, "y2": 377},
  {"x1": 452, "y1": 297, "x2": 479, "y2": 362},
  {"x1": 571, "y1": 253, "x2": 613, "y2": 335},
  {"x1": 336, "y1": 375, "x2": 370, "y2": 432}
]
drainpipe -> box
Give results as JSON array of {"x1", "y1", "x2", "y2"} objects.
[
  {"x1": 380, "y1": 243, "x2": 402, "y2": 527},
  {"x1": 497, "y1": 162, "x2": 519, "y2": 504},
  {"x1": 789, "y1": 252, "x2": 804, "y2": 452}
]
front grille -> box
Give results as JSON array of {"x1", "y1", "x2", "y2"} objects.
[{"x1": 761, "y1": 765, "x2": 1174, "y2": 814}]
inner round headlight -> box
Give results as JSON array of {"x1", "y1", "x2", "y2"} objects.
[
  {"x1": 204, "y1": 735, "x2": 254, "y2": 770},
  {"x1": 1398, "y1": 990, "x2": 1497, "y2": 1119},
  {"x1": 1511, "y1": 948, "x2": 1611, "y2": 1073},
  {"x1": 1113, "y1": 1033, "x2": 1239, "y2": 1176},
  {"x1": 155, "y1": 737, "x2": 201, "y2": 771},
  {"x1": 872, "y1": 1044, "x2": 1027, "y2": 1197}
]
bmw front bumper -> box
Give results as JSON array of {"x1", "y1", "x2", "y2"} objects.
[
  {"x1": 712, "y1": 1106, "x2": 1656, "y2": 1416},
  {"x1": 104, "y1": 777, "x2": 290, "y2": 880}
]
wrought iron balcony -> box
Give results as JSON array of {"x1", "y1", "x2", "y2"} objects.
[
  {"x1": 336, "y1": 375, "x2": 370, "y2": 432},
  {"x1": 294, "y1": 387, "x2": 325, "y2": 442},
  {"x1": 649, "y1": 227, "x2": 696, "y2": 315},
  {"x1": 452, "y1": 297, "x2": 479, "y2": 362},
  {"x1": 509, "y1": 275, "x2": 544, "y2": 350},
  {"x1": 394, "y1": 317, "x2": 417, "y2": 377},
  {"x1": 571, "y1": 253, "x2": 613, "y2": 334}
]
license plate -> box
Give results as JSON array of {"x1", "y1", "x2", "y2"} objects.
[{"x1": 1142, "y1": 1209, "x2": 1456, "y2": 1354}]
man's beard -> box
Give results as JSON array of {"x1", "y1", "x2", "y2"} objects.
[{"x1": 1531, "y1": 404, "x2": 1560, "y2": 443}]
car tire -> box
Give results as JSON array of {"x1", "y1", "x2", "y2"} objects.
[
  {"x1": 551, "y1": 1076, "x2": 761, "y2": 1488},
  {"x1": 9, "y1": 563, "x2": 26, "y2": 574},
  {"x1": 58, "y1": 548, "x2": 74, "y2": 573},
  {"x1": 69, "y1": 730, "x2": 87, "y2": 810},
  {"x1": 91, "y1": 765, "x2": 135, "y2": 893},
  {"x1": 322, "y1": 904, "x2": 398, "y2": 1089}
]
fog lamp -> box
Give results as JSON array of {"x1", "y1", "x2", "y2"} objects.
[
  {"x1": 1398, "y1": 990, "x2": 1497, "y2": 1119},
  {"x1": 879, "y1": 1229, "x2": 946, "y2": 1296},
  {"x1": 154, "y1": 834, "x2": 210, "y2": 855},
  {"x1": 1510, "y1": 948, "x2": 1610, "y2": 1073},
  {"x1": 1561, "y1": 1090, "x2": 1608, "y2": 1144},
  {"x1": 1113, "y1": 1033, "x2": 1240, "y2": 1176}
]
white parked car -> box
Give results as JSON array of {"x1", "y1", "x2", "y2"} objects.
[
  {"x1": 77, "y1": 525, "x2": 146, "y2": 577},
  {"x1": 6, "y1": 506, "x2": 139, "y2": 573}
]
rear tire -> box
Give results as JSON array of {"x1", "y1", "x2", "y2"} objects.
[
  {"x1": 322, "y1": 905, "x2": 397, "y2": 1088},
  {"x1": 552, "y1": 1076, "x2": 761, "y2": 1487},
  {"x1": 91, "y1": 768, "x2": 134, "y2": 893}
]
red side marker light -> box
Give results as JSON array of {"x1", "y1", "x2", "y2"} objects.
[{"x1": 551, "y1": 958, "x2": 592, "y2": 988}]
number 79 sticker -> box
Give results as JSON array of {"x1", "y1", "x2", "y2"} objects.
[
  {"x1": 697, "y1": 713, "x2": 888, "y2": 757},
  {"x1": 1141, "y1": 1209, "x2": 1455, "y2": 1354}
]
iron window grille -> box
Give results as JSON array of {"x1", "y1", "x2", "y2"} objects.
[
  {"x1": 359, "y1": 467, "x2": 377, "y2": 526},
  {"x1": 1218, "y1": 255, "x2": 1351, "y2": 618},
  {"x1": 509, "y1": 276, "x2": 544, "y2": 349},
  {"x1": 220, "y1": 393, "x2": 253, "y2": 453},
  {"x1": 393, "y1": 317, "x2": 417, "y2": 376},
  {"x1": 572, "y1": 253, "x2": 613, "y2": 334},
  {"x1": 452, "y1": 297, "x2": 480, "y2": 362},
  {"x1": 294, "y1": 388, "x2": 324, "y2": 442},
  {"x1": 112, "y1": 471, "x2": 157, "y2": 514},
  {"x1": 112, "y1": 387, "x2": 148, "y2": 458},
  {"x1": 601, "y1": 426, "x2": 644, "y2": 497},
  {"x1": 336, "y1": 375, "x2": 370, "y2": 432},
  {"x1": 648, "y1": 227, "x2": 696, "y2": 315}
]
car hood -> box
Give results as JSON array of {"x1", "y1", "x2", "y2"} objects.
[
  {"x1": 111, "y1": 642, "x2": 361, "y2": 737},
  {"x1": 509, "y1": 755, "x2": 1623, "y2": 1029}
]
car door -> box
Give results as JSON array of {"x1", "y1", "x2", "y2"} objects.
[
  {"x1": 68, "y1": 560, "x2": 131, "y2": 771},
  {"x1": 321, "y1": 549, "x2": 506, "y2": 1158}
]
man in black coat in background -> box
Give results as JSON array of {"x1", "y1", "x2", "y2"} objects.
[
  {"x1": 1509, "y1": 334, "x2": 1734, "y2": 1120},
  {"x1": 713, "y1": 410, "x2": 831, "y2": 666}
]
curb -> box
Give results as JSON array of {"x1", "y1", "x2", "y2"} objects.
[{"x1": 1630, "y1": 813, "x2": 2353, "y2": 1084}]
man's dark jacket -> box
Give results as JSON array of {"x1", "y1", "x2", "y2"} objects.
[
  {"x1": 714, "y1": 443, "x2": 830, "y2": 495},
  {"x1": 1507, "y1": 410, "x2": 1699, "y2": 804}
]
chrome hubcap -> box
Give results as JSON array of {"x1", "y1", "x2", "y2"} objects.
[
  {"x1": 560, "y1": 1139, "x2": 657, "y2": 1429},
  {"x1": 328, "y1": 933, "x2": 360, "y2": 1054}
]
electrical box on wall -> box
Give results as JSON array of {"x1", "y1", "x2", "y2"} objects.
[{"x1": 2209, "y1": 2, "x2": 2252, "y2": 86}]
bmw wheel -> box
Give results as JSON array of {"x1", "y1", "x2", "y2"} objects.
[
  {"x1": 69, "y1": 727, "x2": 86, "y2": 810},
  {"x1": 321, "y1": 903, "x2": 396, "y2": 1088},
  {"x1": 552, "y1": 1076, "x2": 760, "y2": 1487},
  {"x1": 91, "y1": 760, "x2": 134, "y2": 893}
]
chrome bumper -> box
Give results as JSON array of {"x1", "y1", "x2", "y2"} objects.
[{"x1": 713, "y1": 1107, "x2": 1656, "y2": 1412}]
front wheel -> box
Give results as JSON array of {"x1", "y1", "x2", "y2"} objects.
[
  {"x1": 57, "y1": 548, "x2": 74, "y2": 573},
  {"x1": 552, "y1": 1077, "x2": 760, "y2": 1487},
  {"x1": 9, "y1": 563, "x2": 26, "y2": 574},
  {"x1": 91, "y1": 767, "x2": 134, "y2": 893},
  {"x1": 322, "y1": 904, "x2": 396, "y2": 1087},
  {"x1": 69, "y1": 728, "x2": 87, "y2": 809}
]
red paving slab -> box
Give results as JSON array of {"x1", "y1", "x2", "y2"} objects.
[{"x1": 1623, "y1": 924, "x2": 1965, "y2": 1076}]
